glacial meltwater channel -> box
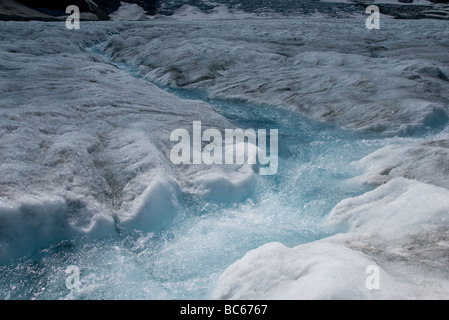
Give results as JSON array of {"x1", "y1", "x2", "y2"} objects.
[{"x1": 0, "y1": 44, "x2": 439, "y2": 300}]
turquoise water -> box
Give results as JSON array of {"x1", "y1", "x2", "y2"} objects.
[{"x1": 0, "y1": 47, "x2": 430, "y2": 300}]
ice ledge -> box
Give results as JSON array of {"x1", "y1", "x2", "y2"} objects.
[{"x1": 213, "y1": 177, "x2": 449, "y2": 299}]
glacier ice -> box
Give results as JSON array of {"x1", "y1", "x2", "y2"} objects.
[
  {"x1": 0, "y1": 16, "x2": 449, "y2": 300},
  {"x1": 351, "y1": 138, "x2": 449, "y2": 188},
  {"x1": 99, "y1": 18, "x2": 449, "y2": 135},
  {"x1": 0, "y1": 21, "x2": 254, "y2": 261},
  {"x1": 213, "y1": 178, "x2": 449, "y2": 299}
]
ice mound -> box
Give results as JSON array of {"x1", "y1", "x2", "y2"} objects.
[
  {"x1": 212, "y1": 241, "x2": 403, "y2": 300},
  {"x1": 351, "y1": 139, "x2": 449, "y2": 188},
  {"x1": 0, "y1": 195, "x2": 113, "y2": 262},
  {"x1": 188, "y1": 165, "x2": 257, "y2": 202},
  {"x1": 119, "y1": 171, "x2": 182, "y2": 231},
  {"x1": 89, "y1": 127, "x2": 185, "y2": 232},
  {"x1": 213, "y1": 178, "x2": 449, "y2": 299},
  {"x1": 0, "y1": 195, "x2": 73, "y2": 262},
  {"x1": 328, "y1": 178, "x2": 449, "y2": 237}
]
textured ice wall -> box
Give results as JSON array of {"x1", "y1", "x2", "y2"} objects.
[{"x1": 213, "y1": 177, "x2": 449, "y2": 299}]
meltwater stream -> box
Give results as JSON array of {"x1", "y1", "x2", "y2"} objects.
[{"x1": 0, "y1": 45, "x2": 432, "y2": 300}]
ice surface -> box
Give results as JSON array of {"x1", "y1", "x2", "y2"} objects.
[
  {"x1": 1, "y1": 17, "x2": 449, "y2": 299},
  {"x1": 0, "y1": 21, "x2": 254, "y2": 262},
  {"x1": 99, "y1": 18, "x2": 449, "y2": 135},
  {"x1": 351, "y1": 139, "x2": 449, "y2": 188},
  {"x1": 212, "y1": 241, "x2": 406, "y2": 299},
  {"x1": 328, "y1": 177, "x2": 449, "y2": 237},
  {"x1": 214, "y1": 178, "x2": 449, "y2": 299}
]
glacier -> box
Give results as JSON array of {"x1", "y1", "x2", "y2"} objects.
[
  {"x1": 0, "y1": 14, "x2": 448, "y2": 300},
  {"x1": 100, "y1": 17, "x2": 449, "y2": 135}
]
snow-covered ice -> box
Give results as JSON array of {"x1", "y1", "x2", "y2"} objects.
[
  {"x1": 0, "y1": 15, "x2": 449, "y2": 300},
  {"x1": 212, "y1": 241, "x2": 405, "y2": 299},
  {"x1": 351, "y1": 138, "x2": 449, "y2": 188},
  {"x1": 99, "y1": 18, "x2": 449, "y2": 135},
  {"x1": 213, "y1": 177, "x2": 449, "y2": 299}
]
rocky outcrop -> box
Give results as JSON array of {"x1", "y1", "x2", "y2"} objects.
[
  {"x1": 1, "y1": 0, "x2": 158, "y2": 20},
  {"x1": 0, "y1": 0, "x2": 59, "y2": 21},
  {"x1": 1, "y1": 0, "x2": 447, "y2": 20}
]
